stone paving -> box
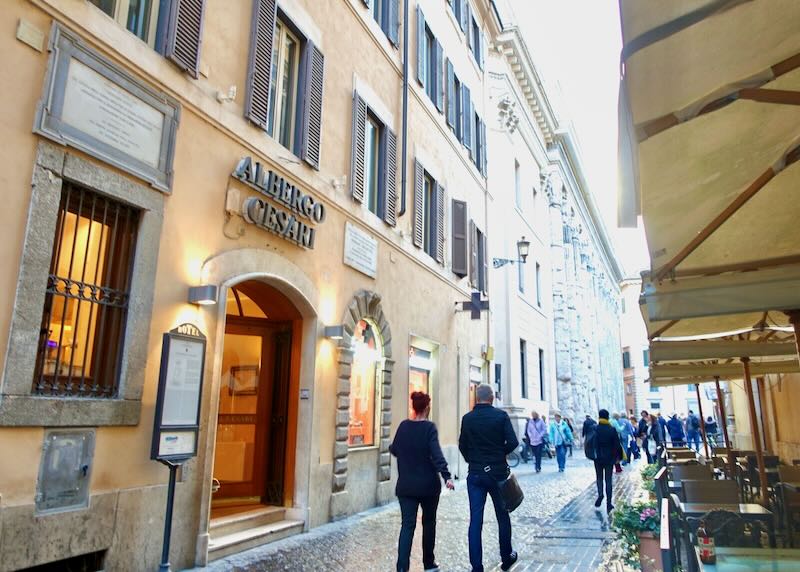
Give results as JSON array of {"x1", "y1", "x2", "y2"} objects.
[{"x1": 195, "y1": 455, "x2": 645, "y2": 572}]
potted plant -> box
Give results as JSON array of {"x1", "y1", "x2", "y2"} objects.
[
  {"x1": 641, "y1": 463, "x2": 659, "y2": 498},
  {"x1": 611, "y1": 500, "x2": 661, "y2": 571}
]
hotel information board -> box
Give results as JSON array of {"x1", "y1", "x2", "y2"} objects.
[{"x1": 151, "y1": 324, "x2": 206, "y2": 462}]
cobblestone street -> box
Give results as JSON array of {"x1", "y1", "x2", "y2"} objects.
[{"x1": 198, "y1": 456, "x2": 644, "y2": 572}]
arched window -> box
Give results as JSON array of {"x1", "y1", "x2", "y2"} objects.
[{"x1": 348, "y1": 319, "x2": 383, "y2": 447}]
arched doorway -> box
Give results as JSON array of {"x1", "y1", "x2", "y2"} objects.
[{"x1": 211, "y1": 280, "x2": 302, "y2": 515}]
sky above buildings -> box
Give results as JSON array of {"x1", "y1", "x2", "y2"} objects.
[{"x1": 505, "y1": 0, "x2": 650, "y2": 277}]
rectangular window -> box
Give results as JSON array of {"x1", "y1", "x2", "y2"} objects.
[
  {"x1": 89, "y1": 0, "x2": 160, "y2": 46},
  {"x1": 454, "y1": 76, "x2": 463, "y2": 140},
  {"x1": 364, "y1": 114, "x2": 382, "y2": 215},
  {"x1": 267, "y1": 21, "x2": 300, "y2": 151},
  {"x1": 423, "y1": 27, "x2": 442, "y2": 110},
  {"x1": 538, "y1": 348, "x2": 545, "y2": 399},
  {"x1": 451, "y1": 0, "x2": 463, "y2": 26},
  {"x1": 514, "y1": 160, "x2": 521, "y2": 209},
  {"x1": 423, "y1": 172, "x2": 436, "y2": 257},
  {"x1": 622, "y1": 351, "x2": 631, "y2": 369},
  {"x1": 33, "y1": 184, "x2": 139, "y2": 397},
  {"x1": 650, "y1": 385, "x2": 660, "y2": 393},
  {"x1": 650, "y1": 401, "x2": 660, "y2": 410},
  {"x1": 413, "y1": 161, "x2": 444, "y2": 262},
  {"x1": 520, "y1": 339, "x2": 528, "y2": 399},
  {"x1": 643, "y1": 349, "x2": 650, "y2": 367},
  {"x1": 535, "y1": 262, "x2": 542, "y2": 306},
  {"x1": 369, "y1": 0, "x2": 399, "y2": 45},
  {"x1": 477, "y1": 227, "x2": 487, "y2": 293},
  {"x1": 471, "y1": 16, "x2": 481, "y2": 66},
  {"x1": 451, "y1": 199, "x2": 468, "y2": 277}
]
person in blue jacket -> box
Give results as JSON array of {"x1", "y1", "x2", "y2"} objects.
[
  {"x1": 549, "y1": 412, "x2": 574, "y2": 473},
  {"x1": 667, "y1": 413, "x2": 686, "y2": 446}
]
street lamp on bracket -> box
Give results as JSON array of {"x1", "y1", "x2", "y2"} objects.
[{"x1": 492, "y1": 236, "x2": 531, "y2": 268}]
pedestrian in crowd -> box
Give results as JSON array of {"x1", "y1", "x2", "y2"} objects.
[
  {"x1": 526, "y1": 410, "x2": 547, "y2": 473},
  {"x1": 458, "y1": 384, "x2": 519, "y2": 572},
  {"x1": 705, "y1": 416, "x2": 719, "y2": 448},
  {"x1": 610, "y1": 413, "x2": 624, "y2": 473},
  {"x1": 638, "y1": 410, "x2": 652, "y2": 463},
  {"x1": 541, "y1": 415, "x2": 553, "y2": 459},
  {"x1": 582, "y1": 414, "x2": 597, "y2": 441},
  {"x1": 667, "y1": 413, "x2": 686, "y2": 446},
  {"x1": 592, "y1": 409, "x2": 625, "y2": 514},
  {"x1": 628, "y1": 414, "x2": 641, "y2": 460},
  {"x1": 647, "y1": 412, "x2": 665, "y2": 462},
  {"x1": 549, "y1": 412, "x2": 574, "y2": 473},
  {"x1": 618, "y1": 412, "x2": 635, "y2": 465},
  {"x1": 657, "y1": 412, "x2": 668, "y2": 440},
  {"x1": 686, "y1": 410, "x2": 702, "y2": 452},
  {"x1": 565, "y1": 417, "x2": 575, "y2": 457},
  {"x1": 390, "y1": 391, "x2": 454, "y2": 572}
]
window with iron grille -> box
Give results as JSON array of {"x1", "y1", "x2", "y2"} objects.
[{"x1": 33, "y1": 184, "x2": 140, "y2": 398}]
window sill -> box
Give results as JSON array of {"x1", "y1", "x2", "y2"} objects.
[
  {"x1": 0, "y1": 395, "x2": 141, "y2": 427},
  {"x1": 348, "y1": 444, "x2": 380, "y2": 453}
]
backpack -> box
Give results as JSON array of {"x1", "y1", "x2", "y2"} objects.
[{"x1": 584, "y1": 425, "x2": 598, "y2": 460}]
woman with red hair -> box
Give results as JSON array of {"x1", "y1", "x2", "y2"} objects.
[{"x1": 390, "y1": 391, "x2": 454, "y2": 572}]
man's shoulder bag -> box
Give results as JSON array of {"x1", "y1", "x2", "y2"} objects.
[{"x1": 500, "y1": 473, "x2": 524, "y2": 512}]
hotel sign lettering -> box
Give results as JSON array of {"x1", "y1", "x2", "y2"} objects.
[{"x1": 233, "y1": 157, "x2": 326, "y2": 249}]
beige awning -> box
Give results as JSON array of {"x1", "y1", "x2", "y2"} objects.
[
  {"x1": 650, "y1": 339, "x2": 798, "y2": 362},
  {"x1": 618, "y1": 0, "x2": 800, "y2": 341},
  {"x1": 651, "y1": 359, "x2": 800, "y2": 379}
]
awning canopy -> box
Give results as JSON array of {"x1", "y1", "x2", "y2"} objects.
[
  {"x1": 650, "y1": 339, "x2": 798, "y2": 362},
  {"x1": 618, "y1": 0, "x2": 800, "y2": 341}
]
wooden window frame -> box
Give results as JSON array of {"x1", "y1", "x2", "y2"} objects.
[
  {"x1": 88, "y1": 0, "x2": 161, "y2": 47},
  {"x1": 520, "y1": 339, "x2": 528, "y2": 399},
  {"x1": 268, "y1": 20, "x2": 302, "y2": 152}
]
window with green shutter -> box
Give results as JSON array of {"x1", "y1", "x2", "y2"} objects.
[
  {"x1": 413, "y1": 161, "x2": 445, "y2": 264},
  {"x1": 417, "y1": 8, "x2": 443, "y2": 112},
  {"x1": 244, "y1": 5, "x2": 325, "y2": 169},
  {"x1": 365, "y1": 0, "x2": 400, "y2": 46}
]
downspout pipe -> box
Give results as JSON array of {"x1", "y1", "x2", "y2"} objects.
[{"x1": 399, "y1": 0, "x2": 410, "y2": 217}]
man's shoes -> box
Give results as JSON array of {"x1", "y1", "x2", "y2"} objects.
[
  {"x1": 607, "y1": 503, "x2": 615, "y2": 514},
  {"x1": 423, "y1": 565, "x2": 440, "y2": 572},
  {"x1": 501, "y1": 551, "x2": 518, "y2": 571},
  {"x1": 594, "y1": 495, "x2": 603, "y2": 507}
]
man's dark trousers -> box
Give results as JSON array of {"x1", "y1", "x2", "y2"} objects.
[
  {"x1": 396, "y1": 495, "x2": 439, "y2": 572},
  {"x1": 467, "y1": 472, "x2": 512, "y2": 572},
  {"x1": 532, "y1": 443, "x2": 544, "y2": 471}
]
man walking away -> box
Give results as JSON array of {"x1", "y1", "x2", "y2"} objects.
[
  {"x1": 582, "y1": 415, "x2": 597, "y2": 441},
  {"x1": 565, "y1": 417, "x2": 576, "y2": 457},
  {"x1": 541, "y1": 415, "x2": 553, "y2": 459},
  {"x1": 549, "y1": 412, "x2": 573, "y2": 472},
  {"x1": 592, "y1": 409, "x2": 624, "y2": 513},
  {"x1": 705, "y1": 416, "x2": 719, "y2": 448},
  {"x1": 526, "y1": 411, "x2": 547, "y2": 473},
  {"x1": 638, "y1": 410, "x2": 652, "y2": 463},
  {"x1": 686, "y1": 410, "x2": 702, "y2": 452},
  {"x1": 459, "y1": 385, "x2": 519, "y2": 572},
  {"x1": 647, "y1": 413, "x2": 665, "y2": 462},
  {"x1": 667, "y1": 413, "x2": 686, "y2": 447}
]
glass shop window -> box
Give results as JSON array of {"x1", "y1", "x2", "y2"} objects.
[
  {"x1": 32, "y1": 184, "x2": 139, "y2": 398},
  {"x1": 409, "y1": 347, "x2": 434, "y2": 418},
  {"x1": 348, "y1": 319, "x2": 383, "y2": 447}
]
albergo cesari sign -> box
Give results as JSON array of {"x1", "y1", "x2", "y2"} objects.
[{"x1": 233, "y1": 157, "x2": 326, "y2": 249}]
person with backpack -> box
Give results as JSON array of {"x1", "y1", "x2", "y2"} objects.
[
  {"x1": 586, "y1": 409, "x2": 624, "y2": 513},
  {"x1": 667, "y1": 413, "x2": 686, "y2": 447},
  {"x1": 686, "y1": 410, "x2": 702, "y2": 452},
  {"x1": 525, "y1": 411, "x2": 547, "y2": 473}
]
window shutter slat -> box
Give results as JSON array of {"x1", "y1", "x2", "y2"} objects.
[
  {"x1": 479, "y1": 30, "x2": 485, "y2": 70},
  {"x1": 301, "y1": 42, "x2": 325, "y2": 170},
  {"x1": 416, "y1": 6, "x2": 426, "y2": 86},
  {"x1": 413, "y1": 160, "x2": 424, "y2": 248},
  {"x1": 451, "y1": 199, "x2": 468, "y2": 277},
  {"x1": 469, "y1": 219, "x2": 478, "y2": 287},
  {"x1": 384, "y1": 128, "x2": 398, "y2": 226},
  {"x1": 350, "y1": 92, "x2": 367, "y2": 203},
  {"x1": 482, "y1": 233, "x2": 489, "y2": 294},
  {"x1": 163, "y1": 0, "x2": 206, "y2": 78},
  {"x1": 435, "y1": 40, "x2": 444, "y2": 113},
  {"x1": 465, "y1": 1, "x2": 472, "y2": 48},
  {"x1": 469, "y1": 101, "x2": 477, "y2": 160},
  {"x1": 388, "y1": 0, "x2": 400, "y2": 47},
  {"x1": 459, "y1": 0, "x2": 467, "y2": 32},
  {"x1": 436, "y1": 184, "x2": 445, "y2": 264},
  {"x1": 462, "y1": 86, "x2": 472, "y2": 152},
  {"x1": 446, "y1": 59, "x2": 455, "y2": 128},
  {"x1": 481, "y1": 119, "x2": 487, "y2": 175},
  {"x1": 244, "y1": 0, "x2": 277, "y2": 130}
]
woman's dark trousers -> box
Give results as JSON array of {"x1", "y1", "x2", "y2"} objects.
[
  {"x1": 397, "y1": 495, "x2": 440, "y2": 571},
  {"x1": 594, "y1": 461, "x2": 613, "y2": 508}
]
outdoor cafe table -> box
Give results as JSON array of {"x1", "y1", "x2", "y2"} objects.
[
  {"x1": 679, "y1": 502, "x2": 776, "y2": 548},
  {"x1": 694, "y1": 546, "x2": 800, "y2": 571}
]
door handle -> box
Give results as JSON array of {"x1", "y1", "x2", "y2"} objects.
[{"x1": 211, "y1": 478, "x2": 221, "y2": 494}]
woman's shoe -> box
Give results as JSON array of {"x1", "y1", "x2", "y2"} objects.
[
  {"x1": 501, "y1": 551, "x2": 518, "y2": 571},
  {"x1": 424, "y1": 565, "x2": 440, "y2": 572},
  {"x1": 607, "y1": 503, "x2": 615, "y2": 514},
  {"x1": 594, "y1": 495, "x2": 604, "y2": 507}
]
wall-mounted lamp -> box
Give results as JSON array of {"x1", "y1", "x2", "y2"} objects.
[
  {"x1": 493, "y1": 236, "x2": 531, "y2": 268},
  {"x1": 188, "y1": 285, "x2": 218, "y2": 306},
  {"x1": 324, "y1": 325, "x2": 345, "y2": 340}
]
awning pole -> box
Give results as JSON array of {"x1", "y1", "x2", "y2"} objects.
[
  {"x1": 695, "y1": 383, "x2": 710, "y2": 458},
  {"x1": 742, "y1": 357, "x2": 769, "y2": 505},
  {"x1": 788, "y1": 310, "x2": 800, "y2": 361},
  {"x1": 715, "y1": 376, "x2": 731, "y2": 449}
]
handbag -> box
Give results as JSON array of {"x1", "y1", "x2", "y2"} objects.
[{"x1": 500, "y1": 473, "x2": 524, "y2": 512}]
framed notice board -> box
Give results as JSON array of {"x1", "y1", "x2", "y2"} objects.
[{"x1": 151, "y1": 323, "x2": 206, "y2": 462}]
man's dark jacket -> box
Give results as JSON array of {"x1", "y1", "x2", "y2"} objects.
[
  {"x1": 637, "y1": 417, "x2": 648, "y2": 438},
  {"x1": 582, "y1": 417, "x2": 597, "y2": 438},
  {"x1": 593, "y1": 420, "x2": 623, "y2": 466},
  {"x1": 459, "y1": 403, "x2": 518, "y2": 476}
]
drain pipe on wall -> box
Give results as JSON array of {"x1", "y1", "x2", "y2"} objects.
[{"x1": 398, "y1": 0, "x2": 410, "y2": 217}]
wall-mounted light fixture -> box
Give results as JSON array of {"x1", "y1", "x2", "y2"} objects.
[
  {"x1": 324, "y1": 325, "x2": 345, "y2": 340},
  {"x1": 188, "y1": 285, "x2": 218, "y2": 306},
  {"x1": 493, "y1": 236, "x2": 531, "y2": 268}
]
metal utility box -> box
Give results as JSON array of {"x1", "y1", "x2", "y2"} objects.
[{"x1": 36, "y1": 429, "x2": 95, "y2": 514}]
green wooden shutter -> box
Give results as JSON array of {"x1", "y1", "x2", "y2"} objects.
[
  {"x1": 384, "y1": 128, "x2": 398, "y2": 226},
  {"x1": 469, "y1": 100, "x2": 477, "y2": 160},
  {"x1": 482, "y1": 232, "x2": 489, "y2": 294},
  {"x1": 451, "y1": 199, "x2": 468, "y2": 277},
  {"x1": 480, "y1": 119, "x2": 487, "y2": 175},
  {"x1": 244, "y1": 0, "x2": 277, "y2": 130},
  {"x1": 350, "y1": 92, "x2": 367, "y2": 203},
  {"x1": 462, "y1": 86, "x2": 472, "y2": 152},
  {"x1": 435, "y1": 183, "x2": 446, "y2": 264},
  {"x1": 446, "y1": 59, "x2": 455, "y2": 128},
  {"x1": 163, "y1": 0, "x2": 206, "y2": 78},
  {"x1": 413, "y1": 160, "x2": 424, "y2": 248},
  {"x1": 435, "y1": 39, "x2": 444, "y2": 113},
  {"x1": 469, "y1": 219, "x2": 478, "y2": 287},
  {"x1": 301, "y1": 42, "x2": 325, "y2": 170},
  {"x1": 459, "y1": 0, "x2": 468, "y2": 32},
  {"x1": 388, "y1": 0, "x2": 400, "y2": 47},
  {"x1": 417, "y1": 6, "x2": 426, "y2": 86},
  {"x1": 464, "y1": 1, "x2": 472, "y2": 48}
]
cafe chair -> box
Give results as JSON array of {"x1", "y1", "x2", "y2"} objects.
[
  {"x1": 682, "y1": 479, "x2": 741, "y2": 504},
  {"x1": 670, "y1": 464, "x2": 713, "y2": 482},
  {"x1": 686, "y1": 509, "x2": 767, "y2": 549},
  {"x1": 743, "y1": 455, "x2": 780, "y2": 504},
  {"x1": 793, "y1": 459, "x2": 800, "y2": 467},
  {"x1": 777, "y1": 466, "x2": 800, "y2": 547},
  {"x1": 713, "y1": 446, "x2": 730, "y2": 456}
]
